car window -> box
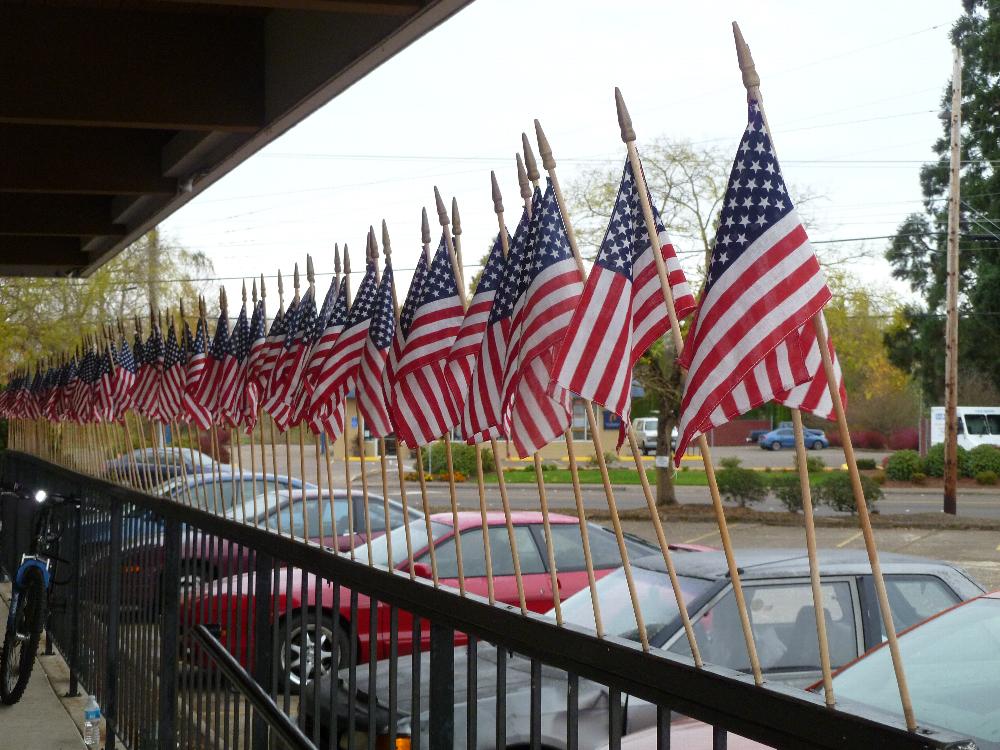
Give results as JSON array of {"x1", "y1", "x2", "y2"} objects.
[
  {"x1": 989, "y1": 415, "x2": 1000, "y2": 434},
  {"x1": 670, "y1": 581, "x2": 858, "y2": 673},
  {"x1": 359, "y1": 498, "x2": 388, "y2": 533},
  {"x1": 965, "y1": 413, "x2": 990, "y2": 435},
  {"x1": 880, "y1": 575, "x2": 960, "y2": 636},
  {"x1": 422, "y1": 525, "x2": 545, "y2": 579},
  {"x1": 544, "y1": 523, "x2": 644, "y2": 572}
]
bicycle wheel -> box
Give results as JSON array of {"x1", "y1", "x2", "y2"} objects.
[{"x1": 0, "y1": 566, "x2": 46, "y2": 705}]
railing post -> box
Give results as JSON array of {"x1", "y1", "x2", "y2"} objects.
[
  {"x1": 103, "y1": 501, "x2": 123, "y2": 750},
  {"x1": 429, "y1": 623, "x2": 454, "y2": 750},
  {"x1": 67, "y1": 502, "x2": 83, "y2": 697},
  {"x1": 252, "y1": 551, "x2": 275, "y2": 750},
  {"x1": 158, "y1": 517, "x2": 181, "y2": 750}
]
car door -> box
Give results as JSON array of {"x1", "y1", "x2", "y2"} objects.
[{"x1": 666, "y1": 577, "x2": 863, "y2": 688}]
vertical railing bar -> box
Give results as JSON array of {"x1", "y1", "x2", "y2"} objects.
[
  {"x1": 656, "y1": 705, "x2": 670, "y2": 750},
  {"x1": 495, "y1": 647, "x2": 506, "y2": 750},
  {"x1": 328, "y1": 583, "x2": 341, "y2": 750},
  {"x1": 251, "y1": 552, "x2": 275, "y2": 750},
  {"x1": 158, "y1": 516, "x2": 181, "y2": 750},
  {"x1": 103, "y1": 500, "x2": 123, "y2": 748},
  {"x1": 466, "y1": 635, "x2": 477, "y2": 750},
  {"x1": 530, "y1": 658, "x2": 541, "y2": 750},
  {"x1": 233, "y1": 542, "x2": 248, "y2": 748},
  {"x1": 283, "y1": 565, "x2": 294, "y2": 717},
  {"x1": 712, "y1": 726, "x2": 728, "y2": 750},
  {"x1": 311, "y1": 575, "x2": 324, "y2": 747},
  {"x1": 298, "y1": 572, "x2": 311, "y2": 728},
  {"x1": 222, "y1": 538, "x2": 235, "y2": 750},
  {"x1": 608, "y1": 688, "x2": 622, "y2": 750},
  {"x1": 411, "y1": 616, "x2": 422, "y2": 750},
  {"x1": 429, "y1": 622, "x2": 454, "y2": 750},
  {"x1": 389, "y1": 607, "x2": 398, "y2": 750},
  {"x1": 567, "y1": 672, "x2": 579, "y2": 750},
  {"x1": 212, "y1": 534, "x2": 224, "y2": 749},
  {"x1": 67, "y1": 501, "x2": 82, "y2": 697},
  {"x1": 367, "y1": 596, "x2": 378, "y2": 750},
  {"x1": 347, "y1": 591, "x2": 359, "y2": 750}
]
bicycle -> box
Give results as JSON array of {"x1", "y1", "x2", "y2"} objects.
[{"x1": 0, "y1": 484, "x2": 79, "y2": 705}]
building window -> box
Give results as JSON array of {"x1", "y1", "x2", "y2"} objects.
[{"x1": 572, "y1": 401, "x2": 590, "y2": 441}]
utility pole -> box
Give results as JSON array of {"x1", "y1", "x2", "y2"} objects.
[{"x1": 944, "y1": 47, "x2": 962, "y2": 515}]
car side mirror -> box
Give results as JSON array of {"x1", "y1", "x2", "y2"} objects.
[{"x1": 409, "y1": 562, "x2": 433, "y2": 580}]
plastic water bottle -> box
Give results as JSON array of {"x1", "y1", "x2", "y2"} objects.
[{"x1": 83, "y1": 695, "x2": 101, "y2": 747}]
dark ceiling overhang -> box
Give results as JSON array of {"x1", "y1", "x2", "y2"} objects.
[{"x1": 0, "y1": 0, "x2": 471, "y2": 277}]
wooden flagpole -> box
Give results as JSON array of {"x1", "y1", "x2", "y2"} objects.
[
  {"x1": 382, "y1": 221, "x2": 416, "y2": 574},
  {"x1": 271, "y1": 272, "x2": 287, "y2": 536},
  {"x1": 608, "y1": 95, "x2": 753, "y2": 675},
  {"x1": 323, "y1": 248, "x2": 342, "y2": 549},
  {"x1": 248, "y1": 280, "x2": 261, "y2": 527},
  {"x1": 339, "y1": 252, "x2": 356, "y2": 561},
  {"x1": 433, "y1": 187, "x2": 468, "y2": 596},
  {"x1": 355, "y1": 234, "x2": 378, "y2": 566},
  {"x1": 720, "y1": 32, "x2": 838, "y2": 701},
  {"x1": 368, "y1": 227, "x2": 394, "y2": 569},
  {"x1": 298, "y1": 261, "x2": 313, "y2": 542},
  {"x1": 527, "y1": 131, "x2": 643, "y2": 645}
]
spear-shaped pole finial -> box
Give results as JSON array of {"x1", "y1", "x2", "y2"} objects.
[
  {"x1": 421, "y1": 207, "x2": 432, "y2": 246},
  {"x1": 334, "y1": 243, "x2": 342, "y2": 276},
  {"x1": 491, "y1": 171, "x2": 504, "y2": 215},
  {"x1": 368, "y1": 225, "x2": 379, "y2": 264},
  {"x1": 179, "y1": 298, "x2": 186, "y2": 323},
  {"x1": 733, "y1": 22, "x2": 761, "y2": 93},
  {"x1": 533, "y1": 120, "x2": 555, "y2": 171},
  {"x1": 251, "y1": 279, "x2": 258, "y2": 305},
  {"x1": 219, "y1": 286, "x2": 228, "y2": 317},
  {"x1": 293, "y1": 262, "x2": 301, "y2": 299},
  {"x1": 522, "y1": 132, "x2": 540, "y2": 181},
  {"x1": 381, "y1": 220, "x2": 392, "y2": 260},
  {"x1": 242, "y1": 279, "x2": 248, "y2": 304},
  {"x1": 306, "y1": 254, "x2": 315, "y2": 291},
  {"x1": 433, "y1": 186, "x2": 449, "y2": 227},
  {"x1": 277, "y1": 270, "x2": 285, "y2": 309},
  {"x1": 516, "y1": 154, "x2": 531, "y2": 202},
  {"x1": 614, "y1": 87, "x2": 636, "y2": 143},
  {"x1": 451, "y1": 197, "x2": 462, "y2": 237},
  {"x1": 260, "y1": 274, "x2": 266, "y2": 300},
  {"x1": 343, "y1": 244, "x2": 351, "y2": 276}
]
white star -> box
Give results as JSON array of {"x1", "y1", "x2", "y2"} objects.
[
  {"x1": 765, "y1": 162, "x2": 775, "y2": 174},
  {"x1": 736, "y1": 233, "x2": 747, "y2": 245},
  {"x1": 724, "y1": 215, "x2": 735, "y2": 228},
  {"x1": 759, "y1": 196, "x2": 771, "y2": 209},
  {"x1": 749, "y1": 160, "x2": 761, "y2": 173},
  {"x1": 738, "y1": 214, "x2": 750, "y2": 227},
  {"x1": 719, "y1": 234, "x2": 731, "y2": 246},
  {"x1": 728, "y1": 196, "x2": 739, "y2": 210},
  {"x1": 762, "y1": 180, "x2": 773, "y2": 191},
  {"x1": 754, "y1": 141, "x2": 765, "y2": 154},
  {"x1": 775, "y1": 200, "x2": 786, "y2": 211},
  {"x1": 741, "y1": 196, "x2": 754, "y2": 209},
  {"x1": 738, "y1": 139, "x2": 750, "y2": 154},
  {"x1": 717, "y1": 251, "x2": 729, "y2": 264},
  {"x1": 755, "y1": 214, "x2": 767, "y2": 226}
]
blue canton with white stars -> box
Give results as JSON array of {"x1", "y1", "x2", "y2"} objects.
[
  {"x1": 369, "y1": 264, "x2": 396, "y2": 350},
  {"x1": 228, "y1": 304, "x2": 250, "y2": 361},
  {"x1": 249, "y1": 301, "x2": 265, "y2": 343},
  {"x1": 164, "y1": 325, "x2": 184, "y2": 369},
  {"x1": 145, "y1": 326, "x2": 164, "y2": 363},
  {"x1": 325, "y1": 280, "x2": 348, "y2": 331},
  {"x1": 118, "y1": 339, "x2": 138, "y2": 375},
  {"x1": 526, "y1": 182, "x2": 575, "y2": 277},
  {"x1": 313, "y1": 277, "x2": 339, "y2": 337},
  {"x1": 189, "y1": 319, "x2": 207, "y2": 357},
  {"x1": 417, "y1": 234, "x2": 460, "y2": 307},
  {"x1": 209, "y1": 312, "x2": 229, "y2": 360},
  {"x1": 287, "y1": 289, "x2": 316, "y2": 349},
  {"x1": 488, "y1": 197, "x2": 536, "y2": 326},
  {"x1": 475, "y1": 232, "x2": 506, "y2": 297},
  {"x1": 707, "y1": 100, "x2": 793, "y2": 292},
  {"x1": 398, "y1": 252, "x2": 430, "y2": 336},
  {"x1": 345, "y1": 267, "x2": 379, "y2": 329},
  {"x1": 596, "y1": 160, "x2": 655, "y2": 279}
]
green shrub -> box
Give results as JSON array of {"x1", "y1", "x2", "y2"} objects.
[
  {"x1": 968, "y1": 445, "x2": 1000, "y2": 476},
  {"x1": 911, "y1": 472, "x2": 927, "y2": 485},
  {"x1": 425, "y1": 441, "x2": 496, "y2": 475},
  {"x1": 885, "y1": 450, "x2": 922, "y2": 481},
  {"x1": 923, "y1": 443, "x2": 970, "y2": 478},
  {"x1": 719, "y1": 456, "x2": 742, "y2": 470},
  {"x1": 805, "y1": 455, "x2": 825, "y2": 473},
  {"x1": 855, "y1": 458, "x2": 877, "y2": 471},
  {"x1": 717, "y1": 467, "x2": 767, "y2": 508},
  {"x1": 872, "y1": 470, "x2": 887, "y2": 485},
  {"x1": 814, "y1": 472, "x2": 882, "y2": 514},
  {"x1": 976, "y1": 470, "x2": 998, "y2": 486},
  {"x1": 603, "y1": 451, "x2": 620, "y2": 467},
  {"x1": 770, "y1": 474, "x2": 806, "y2": 512}
]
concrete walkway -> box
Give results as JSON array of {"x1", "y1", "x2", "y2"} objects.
[{"x1": 0, "y1": 587, "x2": 84, "y2": 750}]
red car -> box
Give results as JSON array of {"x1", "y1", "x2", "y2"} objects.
[{"x1": 183, "y1": 511, "x2": 670, "y2": 686}]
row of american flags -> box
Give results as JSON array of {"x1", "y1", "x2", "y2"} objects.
[{"x1": 1, "y1": 98, "x2": 844, "y2": 461}]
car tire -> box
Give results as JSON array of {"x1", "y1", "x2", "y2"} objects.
[
  {"x1": 770, "y1": 441, "x2": 781, "y2": 451},
  {"x1": 812, "y1": 441, "x2": 823, "y2": 450},
  {"x1": 278, "y1": 611, "x2": 351, "y2": 688}
]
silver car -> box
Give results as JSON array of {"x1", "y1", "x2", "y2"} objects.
[{"x1": 305, "y1": 549, "x2": 983, "y2": 749}]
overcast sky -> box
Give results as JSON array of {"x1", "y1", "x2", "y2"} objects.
[{"x1": 160, "y1": 0, "x2": 959, "y2": 307}]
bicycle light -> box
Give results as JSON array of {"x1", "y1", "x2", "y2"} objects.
[{"x1": 33, "y1": 490, "x2": 47, "y2": 504}]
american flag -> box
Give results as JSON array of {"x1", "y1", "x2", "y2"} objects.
[
  {"x1": 135, "y1": 323, "x2": 163, "y2": 420},
  {"x1": 551, "y1": 159, "x2": 696, "y2": 447},
  {"x1": 460, "y1": 203, "x2": 533, "y2": 443},
  {"x1": 385, "y1": 250, "x2": 430, "y2": 395},
  {"x1": 58, "y1": 358, "x2": 79, "y2": 423},
  {"x1": 113, "y1": 338, "x2": 138, "y2": 419},
  {"x1": 391, "y1": 235, "x2": 466, "y2": 447},
  {"x1": 773, "y1": 313, "x2": 845, "y2": 420},
  {"x1": 503, "y1": 182, "x2": 583, "y2": 457},
  {"x1": 445, "y1": 231, "x2": 505, "y2": 417},
  {"x1": 357, "y1": 262, "x2": 396, "y2": 437},
  {"x1": 240, "y1": 299, "x2": 267, "y2": 432},
  {"x1": 264, "y1": 289, "x2": 316, "y2": 429},
  {"x1": 287, "y1": 277, "x2": 339, "y2": 429},
  {"x1": 303, "y1": 279, "x2": 350, "y2": 437},
  {"x1": 256, "y1": 302, "x2": 288, "y2": 399},
  {"x1": 675, "y1": 100, "x2": 831, "y2": 462},
  {"x1": 95, "y1": 348, "x2": 115, "y2": 422},
  {"x1": 183, "y1": 317, "x2": 213, "y2": 430},
  {"x1": 300, "y1": 276, "x2": 342, "y2": 390},
  {"x1": 218, "y1": 303, "x2": 249, "y2": 427},
  {"x1": 191, "y1": 310, "x2": 230, "y2": 422},
  {"x1": 71, "y1": 350, "x2": 97, "y2": 423},
  {"x1": 158, "y1": 324, "x2": 186, "y2": 423},
  {"x1": 308, "y1": 264, "x2": 378, "y2": 417}
]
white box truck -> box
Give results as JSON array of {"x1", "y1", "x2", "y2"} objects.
[{"x1": 930, "y1": 406, "x2": 1000, "y2": 449}]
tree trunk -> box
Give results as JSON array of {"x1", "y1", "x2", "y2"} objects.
[{"x1": 655, "y1": 407, "x2": 678, "y2": 507}]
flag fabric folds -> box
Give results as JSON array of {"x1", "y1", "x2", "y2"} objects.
[
  {"x1": 773, "y1": 313, "x2": 845, "y2": 421},
  {"x1": 391, "y1": 235, "x2": 465, "y2": 447},
  {"x1": 551, "y1": 159, "x2": 696, "y2": 446},
  {"x1": 675, "y1": 100, "x2": 831, "y2": 463},
  {"x1": 357, "y1": 262, "x2": 396, "y2": 437}
]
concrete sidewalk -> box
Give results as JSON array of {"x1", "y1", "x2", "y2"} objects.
[{"x1": 0, "y1": 587, "x2": 84, "y2": 750}]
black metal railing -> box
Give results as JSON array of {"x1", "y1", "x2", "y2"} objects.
[{"x1": 0, "y1": 450, "x2": 977, "y2": 750}]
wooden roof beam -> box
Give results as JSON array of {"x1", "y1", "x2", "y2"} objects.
[
  {"x1": 0, "y1": 238, "x2": 85, "y2": 277},
  {"x1": 148, "y1": 0, "x2": 421, "y2": 14},
  {"x1": 0, "y1": 195, "x2": 125, "y2": 238}
]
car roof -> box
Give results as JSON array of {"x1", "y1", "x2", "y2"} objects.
[
  {"x1": 639, "y1": 548, "x2": 961, "y2": 580},
  {"x1": 428, "y1": 511, "x2": 580, "y2": 529}
]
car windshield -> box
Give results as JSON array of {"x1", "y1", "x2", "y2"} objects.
[
  {"x1": 832, "y1": 598, "x2": 1000, "y2": 745},
  {"x1": 560, "y1": 565, "x2": 712, "y2": 642},
  {"x1": 363, "y1": 519, "x2": 451, "y2": 568}
]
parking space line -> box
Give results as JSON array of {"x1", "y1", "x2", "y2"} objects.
[
  {"x1": 683, "y1": 529, "x2": 721, "y2": 544},
  {"x1": 835, "y1": 530, "x2": 864, "y2": 548}
]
